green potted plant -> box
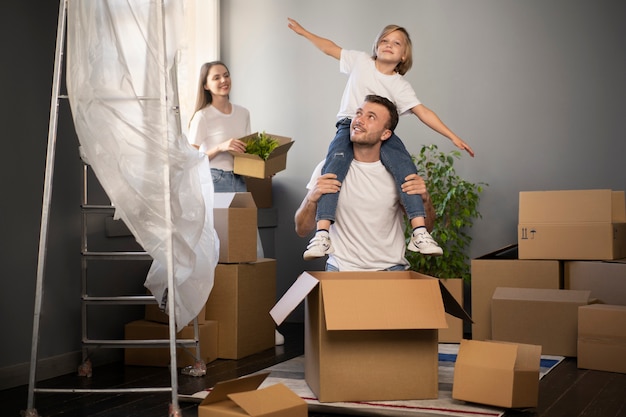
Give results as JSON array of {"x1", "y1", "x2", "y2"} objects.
[{"x1": 405, "y1": 144, "x2": 487, "y2": 283}]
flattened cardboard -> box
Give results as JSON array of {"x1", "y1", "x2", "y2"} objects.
[
  {"x1": 564, "y1": 260, "x2": 626, "y2": 305},
  {"x1": 231, "y1": 133, "x2": 294, "y2": 179},
  {"x1": 491, "y1": 287, "x2": 592, "y2": 356},
  {"x1": 578, "y1": 304, "x2": 626, "y2": 374},
  {"x1": 213, "y1": 192, "x2": 257, "y2": 263},
  {"x1": 452, "y1": 339, "x2": 541, "y2": 408},
  {"x1": 471, "y1": 244, "x2": 562, "y2": 341},
  {"x1": 270, "y1": 270, "x2": 471, "y2": 403}
]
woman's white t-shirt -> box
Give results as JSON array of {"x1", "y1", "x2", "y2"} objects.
[{"x1": 188, "y1": 104, "x2": 251, "y2": 171}]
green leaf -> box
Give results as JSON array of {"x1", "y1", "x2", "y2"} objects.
[{"x1": 245, "y1": 132, "x2": 279, "y2": 160}]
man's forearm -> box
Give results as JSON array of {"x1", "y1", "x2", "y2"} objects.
[{"x1": 294, "y1": 195, "x2": 318, "y2": 237}]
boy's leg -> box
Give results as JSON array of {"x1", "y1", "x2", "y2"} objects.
[
  {"x1": 304, "y1": 119, "x2": 353, "y2": 260},
  {"x1": 380, "y1": 135, "x2": 442, "y2": 256}
]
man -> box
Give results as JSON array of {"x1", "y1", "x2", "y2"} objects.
[{"x1": 295, "y1": 94, "x2": 435, "y2": 271}]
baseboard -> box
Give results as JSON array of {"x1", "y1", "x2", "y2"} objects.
[{"x1": 0, "y1": 350, "x2": 120, "y2": 391}]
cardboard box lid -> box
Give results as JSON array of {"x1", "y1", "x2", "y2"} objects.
[
  {"x1": 230, "y1": 132, "x2": 294, "y2": 161},
  {"x1": 519, "y1": 189, "x2": 626, "y2": 223},
  {"x1": 228, "y1": 383, "x2": 306, "y2": 416},
  {"x1": 269, "y1": 271, "x2": 471, "y2": 329},
  {"x1": 200, "y1": 372, "x2": 269, "y2": 405},
  {"x1": 213, "y1": 192, "x2": 256, "y2": 209},
  {"x1": 493, "y1": 287, "x2": 591, "y2": 304}
]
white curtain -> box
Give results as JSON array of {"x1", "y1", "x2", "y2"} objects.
[{"x1": 66, "y1": 0, "x2": 219, "y2": 330}]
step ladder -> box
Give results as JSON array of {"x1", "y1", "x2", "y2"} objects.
[{"x1": 24, "y1": 1, "x2": 202, "y2": 416}]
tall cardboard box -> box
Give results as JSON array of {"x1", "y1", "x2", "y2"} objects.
[
  {"x1": 124, "y1": 319, "x2": 218, "y2": 368},
  {"x1": 471, "y1": 245, "x2": 562, "y2": 341},
  {"x1": 197, "y1": 372, "x2": 307, "y2": 417},
  {"x1": 205, "y1": 259, "x2": 276, "y2": 359},
  {"x1": 439, "y1": 278, "x2": 464, "y2": 342},
  {"x1": 270, "y1": 270, "x2": 471, "y2": 403},
  {"x1": 578, "y1": 304, "x2": 626, "y2": 374},
  {"x1": 213, "y1": 192, "x2": 257, "y2": 263},
  {"x1": 245, "y1": 177, "x2": 273, "y2": 208},
  {"x1": 518, "y1": 189, "x2": 626, "y2": 260},
  {"x1": 231, "y1": 133, "x2": 294, "y2": 179},
  {"x1": 564, "y1": 259, "x2": 626, "y2": 305},
  {"x1": 452, "y1": 339, "x2": 541, "y2": 408},
  {"x1": 491, "y1": 287, "x2": 592, "y2": 356}
]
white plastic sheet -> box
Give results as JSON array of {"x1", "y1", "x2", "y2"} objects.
[{"x1": 66, "y1": 0, "x2": 219, "y2": 330}]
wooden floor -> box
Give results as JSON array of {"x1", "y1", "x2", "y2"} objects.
[{"x1": 4, "y1": 323, "x2": 625, "y2": 417}]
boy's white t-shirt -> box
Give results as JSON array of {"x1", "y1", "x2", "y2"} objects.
[
  {"x1": 337, "y1": 49, "x2": 421, "y2": 120},
  {"x1": 188, "y1": 104, "x2": 251, "y2": 171},
  {"x1": 307, "y1": 159, "x2": 409, "y2": 271}
]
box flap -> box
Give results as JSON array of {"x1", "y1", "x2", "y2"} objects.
[
  {"x1": 269, "y1": 272, "x2": 319, "y2": 325},
  {"x1": 213, "y1": 192, "x2": 256, "y2": 209},
  {"x1": 200, "y1": 372, "x2": 270, "y2": 405},
  {"x1": 228, "y1": 383, "x2": 306, "y2": 416},
  {"x1": 321, "y1": 279, "x2": 448, "y2": 330},
  {"x1": 438, "y1": 280, "x2": 473, "y2": 323},
  {"x1": 519, "y1": 189, "x2": 618, "y2": 223},
  {"x1": 457, "y1": 339, "x2": 519, "y2": 371}
]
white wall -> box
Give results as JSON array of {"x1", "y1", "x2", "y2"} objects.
[{"x1": 221, "y1": 0, "x2": 626, "y2": 316}]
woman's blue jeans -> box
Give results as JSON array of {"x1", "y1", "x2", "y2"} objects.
[
  {"x1": 211, "y1": 168, "x2": 247, "y2": 192},
  {"x1": 317, "y1": 118, "x2": 425, "y2": 222}
]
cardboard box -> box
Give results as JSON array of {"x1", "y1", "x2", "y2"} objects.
[
  {"x1": 124, "y1": 319, "x2": 218, "y2": 368},
  {"x1": 144, "y1": 302, "x2": 207, "y2": 325},
  {"x1": 213, "y1": 192, "x2": 257, "y2": 263},
  {"x1": 578, "y1": 304, "x2": 626, "y2": 374},
  {"x1": 270, "y1": 270, "x2": 471, "y2": 403},
  {"x1": 471, "y1": 245, "x2": 562, "y2": 341},
  {"x1": 198, "y1": 372, "x2": 307, "y2": 417},
  {"x1": 491, "y1": 287, "x2": 592, "y2": 356},
  {"x1": 452, "y1": 339, "x2": 541, "y2": 409},
  {"x1": 231, "y1": 132, "x2": 294, "y2": 179},
  {"x1": 439, "y1": 278, "x2": 464, "y2": 343},
  {"x1": 205, "y1": 259, "x2": 276, "y2": 359},
  {"x1": 518, "y1": 189, "x2": 626, "y2": 260},
  {"x1": 564, "y1": 260, "x2": 626, "y2": 305},
  {"x1": 245, "y1": 177, "x2": 272, "y2": 208}
]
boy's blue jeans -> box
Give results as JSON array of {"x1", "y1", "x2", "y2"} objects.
[{"x1": 317, "y1": 118, "x2": 426, "y2": 223}]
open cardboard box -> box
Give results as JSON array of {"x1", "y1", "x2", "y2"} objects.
[
  {"x1": 197, "y1": 372, "x2": 307, "y2": 417},
  {"x1": 270, "y1": 270, "x2": 471, "y2": 403},
  {"x1": 452, "y1": 339, "x2": 541, "y2": 408},
  {"x1": 231, "y1": 132, "x2": 294, "y2": 179}
]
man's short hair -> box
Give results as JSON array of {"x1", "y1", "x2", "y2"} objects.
[{"x1": 363, "y1": 94, "x2": 399, "y2": 132}]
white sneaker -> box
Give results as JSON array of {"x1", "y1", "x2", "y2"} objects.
[
  {"x1": 303, "y1": 230, "x2": 334, "y2": 260},
  {"x1": 408, "y1": 228, "x2": 443, "y2": 256}
]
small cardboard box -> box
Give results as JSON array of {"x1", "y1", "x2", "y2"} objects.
[
  {"x1": 471, "y1": 245, "x2": 562, "y2": 341},
  {"x1": 198, "y1": 372, "x2": 307, "y2": 417},
  {"x1": 452, "y1": 339, "x2": 541, "y2": 409},
  {"x1": 491, "y1": 287, "x2": 592, "y2": 356},
  {"x1": 124, "y1": 319, "x2": 218, "y2": 368},
  {"x1": 213, "y1": 192, "x2": 257, "y2": 263},
  {"x1": 205, "y1": 259, "x2": 276, "y2": 359},
  {"x1": 245, "y1": 177, "x2": 273, "y2": 208},
  {"x1": 518, "y1": 189, "x2": 626, "y2": 260},
  {"x1": 438, "y1": 278, "x2": 464, "y2": 343},
  {"x1": 564, "y1": 259, "x2": 626, "y2": 306},
  {"x1": 231, "y1": 133, "x2": 294, "y2": 179},
  {"x1": 270, "y1": 270, "x2": 471, "y2": 403},
  {"x1": 578, "y1": 304, "x2": 626, "y2": 374}
]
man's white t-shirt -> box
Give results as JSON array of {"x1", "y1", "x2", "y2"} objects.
[
  {"x1": 307, "y1": 159, "x2": 409, "y2": 271},
  {"x1": 337, "y1": 50, "x2": 421, "y2": 120},
  {"x1": 188, "y1": 104, "x2": 251, "y2": 171}
]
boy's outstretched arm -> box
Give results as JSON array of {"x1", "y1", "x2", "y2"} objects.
[
  {"x1": 287, "y1": 18, "x2": 342, "y2": 60},
  {"x1": 412, "y1": 104, "x2": 475, "y2": 157}
]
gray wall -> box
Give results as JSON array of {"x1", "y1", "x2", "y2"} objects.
[{"x1": 1, "y1": 0, "x2": 625, "y2": 390}]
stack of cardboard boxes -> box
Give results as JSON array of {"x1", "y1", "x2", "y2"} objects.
[
  {"x1": 469, "y1": 190, "x2": 626, "y2": 380},
  {"x1": 123, "y1": 191, "x2": 278, "y2": 367}
]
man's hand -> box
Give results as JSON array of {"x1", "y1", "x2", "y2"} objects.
[
  {"x1": 401, "y1": 173, "x2": 427, "y2": 195},
  {"x1": 294, "y1": 173, "x2": 341, "y2": 237},
  {"x1": 309, "y1": 173, "x2": 341, "y2": 201}
]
